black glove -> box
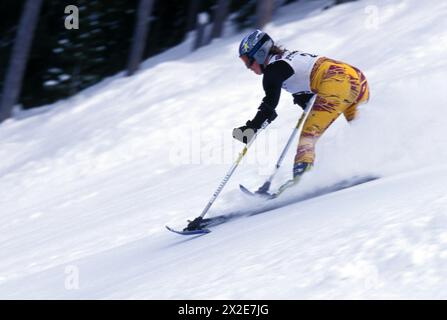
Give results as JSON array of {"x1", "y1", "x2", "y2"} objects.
[
  {"x1": 232, "y1": 121, "x2": 257, "y2": 144},
  {"x1": 250, "y1": 102, "x2": 278, "y2": 129},
  {"x1": 292, "y1": 93, "x2": 314, "y2": 110},
  {"x1": 233, "y1": 103, "x2": 278, "y2": 144}
]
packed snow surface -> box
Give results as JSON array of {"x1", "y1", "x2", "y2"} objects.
[{"x1": 1, "y1": 0, "x2": 447, "y2": 298}]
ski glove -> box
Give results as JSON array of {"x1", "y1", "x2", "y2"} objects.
[
  {"x1": 292, "y1": 93, "x2": 314, "y2": 110},
  {"x1": 250, "y1": 102, "x2": 278, "y2": 129},
  {"x1": 233, "y1": 103, "x2": 278, "y2": 144}
]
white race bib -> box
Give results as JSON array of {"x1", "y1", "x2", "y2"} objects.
[{"x1": 268, "y1": 50, "x2": 320, "y2": 94}]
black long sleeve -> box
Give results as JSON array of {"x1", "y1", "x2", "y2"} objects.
[
  {"x1": 262, "y1": 60, "x2": 294, "y2": 109},
  {"x1": 248, "y1": 60, "x2": 294, "y2": 129}
]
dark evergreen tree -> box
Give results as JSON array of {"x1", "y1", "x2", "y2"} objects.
[
  {"x1": 0, "y1": 0, "x2": 318, "y2": 110},
  {"x1": 127, "y1": 0, "x2": 155, "y2": 76},
  {"x1": 210, "y1": 0, "x2": 230, "y2": 40},
  {"x1": 256, "y1": 0, "x2": 274, "y2": 30},
  {"x1": 0, "y1": 0, "x2": 43, "y2": 121}
]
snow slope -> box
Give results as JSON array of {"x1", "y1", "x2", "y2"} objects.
[{"x1": 1, "y1": 0, "x2": 447, "y2": 299}]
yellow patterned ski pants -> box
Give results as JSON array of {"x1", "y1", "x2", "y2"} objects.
[{"x1": 294, "y1": 57, "x2": 370, "y2": 164}]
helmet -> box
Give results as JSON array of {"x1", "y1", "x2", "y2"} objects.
[{"x1": 238, "y1": 30, "x2": 274, "y2": 66}]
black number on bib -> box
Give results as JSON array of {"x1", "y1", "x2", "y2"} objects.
[{"x1": 299, "y1": 52, "x2": 318, "y2": 58}]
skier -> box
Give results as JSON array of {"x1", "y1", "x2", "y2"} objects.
[{"x1": 233, "y1": 30, "x2": 370, "y2": 184}]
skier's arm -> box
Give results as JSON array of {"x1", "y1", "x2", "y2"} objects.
[
  {"x1": 232, "y1": 61, "x2": 294, "y2": 144},
  {"x1": 248, "y1": 60, "x2": 294, "y2": 129}
]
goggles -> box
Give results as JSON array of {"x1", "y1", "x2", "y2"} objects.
[{"x1": 240, "y1": 55, "x2": 255, "y2": 69}]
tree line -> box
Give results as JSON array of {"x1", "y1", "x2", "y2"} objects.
[{"x1": 0, "y1": 0, "x2": 352, "y2": 122}]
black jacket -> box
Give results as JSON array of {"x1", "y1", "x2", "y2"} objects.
[{"x1": 248, "y1": 60, "x2": 314, "y2": 130}]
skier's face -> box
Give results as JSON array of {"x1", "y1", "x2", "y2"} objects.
[{"x1": 240, "y1": 56, "x2": 262, "y2": 75}]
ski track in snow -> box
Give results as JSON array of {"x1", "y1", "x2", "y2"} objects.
[{"x1": 0, "y1": 0, "x2": 447, "y2": 299}]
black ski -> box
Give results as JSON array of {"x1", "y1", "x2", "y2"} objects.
[{"x1": 169, "y1": 176, "x2": 379, "y2": 235}]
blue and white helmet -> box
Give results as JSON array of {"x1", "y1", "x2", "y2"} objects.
[{"x1": 238, "y1": 30, "x2": 274, "y2": 65}]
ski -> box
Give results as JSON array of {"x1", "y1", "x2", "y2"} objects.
[
  {"x1": 169, "y1": 176, "x2": 379, "y2": 235},
  {"x1": 239, "y1": 184, "x2": 273, "y2": 199},
  {"x1": 166, "y1": 215, "x2": 231, "y2": 235},
  {"x1": 267, "y1": 179, "x2": 297, "y2": 198},
  {"x1": 241, "y1": 175, "x2": 379, "y2": 200},
  {"x1": 240, "y1": 179, "x2": 296, "y2": 200},
  {"x1": 165, "y1": 225, "x2": 211, "y2": 235}
]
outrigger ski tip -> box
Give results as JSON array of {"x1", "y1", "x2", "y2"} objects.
[
  {"x1": 239, "y1": 184, "x2": 276, "y2": 199},
  {"x1": 165, "y1": 225, "x2": 211, "y2": 235}
]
